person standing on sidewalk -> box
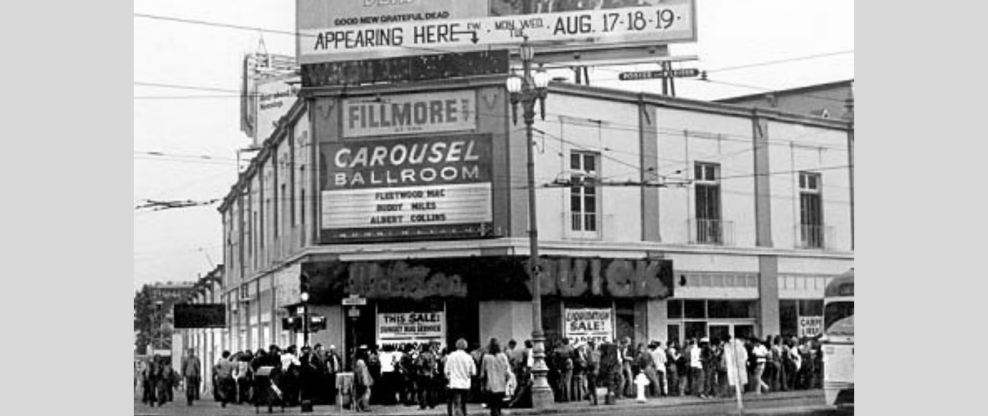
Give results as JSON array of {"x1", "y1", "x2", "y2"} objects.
[
  {"x1": 446, "y1": 338, "x2": 477, "y2": 416},
  {"x1": 665, "y1": 341, "x2": 680, "y2": 397},
  {"x1": 554, "y1": 337, "x2": 574, "y2": 402},
  {"x1": 723, "y1": 335, "x2": 748, "y2": 397},
  {"x1": 353, "y1": 347, "x2": 374, "y2": 412},
  {"x1": 585, "y1": 341, "x2": 600, "y2": 405},
  {"x1": 620, "y1": 337, "x2": 636, "y2": 398},
  {"x1": 142, "y1": 356, "x2": 159, "y2": 406},
  {"x1": 752, "y1": 340, "x2": 770, "y2": 394},
  {"x1": 699, "y1": 338, "x2": 717, "y2": 399},
  {"x1": 416, "y1": 342, "x2": 440, "y2": 410},
  {"x1": 688, "y1": 339, "x2": 704, "y2": 398},
  {"x1": 214, "y1": 351, "x2": 237, "y2": 408},
  {"x1": 571, "y1": 342, "x2": 588, "y2": 402},
  {"x1": 650, "y1": 342, "x2": 668, "y2": 397},
  {"x1": 480, "y1": 338, "x2": 512, "y2": 416},
  {"x1": 636, "y1": 343, "x2": 659, "y2": 398},
  {"x1": 181, "y1": 349, "x2": 202, "y2": 406}
]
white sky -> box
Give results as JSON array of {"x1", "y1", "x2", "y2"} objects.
[{"x1": 133, "y1": 0, "x2": 854, "y2": 291}]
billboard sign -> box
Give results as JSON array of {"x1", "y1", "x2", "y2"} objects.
[
  {"x1": 298, "y1": 0, "x2": 696, "y2": 64},
  {"x1": 240, "y1": 53, "x2": 299, "y2": 146},
  {"x1": 377, "y1": 311, "x2": 445, "y2": 347},
  {"x1": 343, "y1": 90, "x2": 476, "y2": 138},
  {"x1": 563, "y1": 308, "x2": 614, "y2": 345},
  {"x1": 321, "y1": 133, "x2": 493, "y2": 241},
  {"x1": 173, "y1": 304, "x2": 226, "y2": 329}
]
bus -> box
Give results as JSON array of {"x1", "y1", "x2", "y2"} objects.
[{"x1": 821, "y1": 268, "x2": 854, "y2": 406}]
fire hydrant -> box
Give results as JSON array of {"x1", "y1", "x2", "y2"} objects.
[{"x1": 634, "y1": 373, "x2": 650, "y2": 403}]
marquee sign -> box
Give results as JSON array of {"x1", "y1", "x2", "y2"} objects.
[
  {"x1": 320, "y1": 133, "x2": 493, "y2": 241},
  {"x1": 343, "y1": 90, "x2": 476, "y2": 138},
  {"x1": 298, "y1": 0, "x2": 696, "y2": 64}
]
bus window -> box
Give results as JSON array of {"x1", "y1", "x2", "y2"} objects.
[{"x1": 824, "y1": 302, "x2": 854, "y2": 333}]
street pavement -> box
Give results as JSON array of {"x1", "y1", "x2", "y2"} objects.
[{"x1": 135, "y1": 390, "x2": 846, "y2": 416}]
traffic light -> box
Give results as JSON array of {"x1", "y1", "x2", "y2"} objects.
[
  {"x1": 309, "y1": 315, "x2": 326, "y2": 332},
  {"x1": 282, "y1": 316, "x2": 301, "y2": 331}
]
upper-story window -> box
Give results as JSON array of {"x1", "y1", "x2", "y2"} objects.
[
  {"x1": 693, "y1": 162, "x2": 723, "y2": 244},
  {"x1": 570, "y1": 151, "x2": 600, "y2": 236},
  {"x1": 799, "y1": 172, "x2": 824, "y2": 248}
]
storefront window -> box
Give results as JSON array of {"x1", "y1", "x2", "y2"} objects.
[
  {"x1": 708, "y1": 300, "x2": 755, "y2": 319},
  {"x1": 684, "y1": 300, "x2": 706, "y2": 319},
  {"x1": 798, "y1": 299, "x2": 823, "y2": 316},
  {"x1": 779, "y1": 300, "x2": 798, "y2": 337},
  {"x1": 667, "y1": 299, "x2": 683, "y2": 319}
]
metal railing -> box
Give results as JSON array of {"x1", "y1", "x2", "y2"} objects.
[
  {"x1": 688, "y1": 219, "x2": 734, "y2": 246},
  {"x1": 796, "y1": 224, "x2": 833, "y2": 250}
]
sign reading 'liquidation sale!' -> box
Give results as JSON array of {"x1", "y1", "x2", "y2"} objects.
[
  {"x1": 564, "y1": 308, "x2": 614, "y2": 345},
  {"x1": 321, "y1": 133, "x2": 493, "y2": 241}
]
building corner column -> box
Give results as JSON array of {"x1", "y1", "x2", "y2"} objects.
[{"x1": 757, "y1": 255, "x2": 780, "y2": 337}]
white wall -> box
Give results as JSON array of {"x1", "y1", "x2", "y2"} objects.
[
  {"x1": 533, "y1": 94, "x2": 642, "y2": 243},
  {"x1": 654, "y1": 108, "x2": 756, "y2": 247},
  {"x1": 767, "y1": 122, "x2": 852, "y2": 251}
]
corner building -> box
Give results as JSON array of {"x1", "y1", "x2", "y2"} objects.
[{"x1": 218, "y1": 76, "x2": 853, "y2": 365}]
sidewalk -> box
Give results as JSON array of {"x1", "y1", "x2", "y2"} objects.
[{"x1": 135, "y1": 389, "x2": 824, "y2": 416}]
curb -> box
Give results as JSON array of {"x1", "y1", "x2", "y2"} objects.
[{"x1": 135, "y1": 390, "x2": 824, "y2": 416}]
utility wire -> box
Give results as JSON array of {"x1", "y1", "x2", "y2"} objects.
[{"x1": 704, "y1": 50, "x2": 854, "y2": 74}]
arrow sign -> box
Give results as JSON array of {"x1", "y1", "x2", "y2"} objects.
[{"x1": 618, "y1": 68, "x2": 700, "y2": 81}]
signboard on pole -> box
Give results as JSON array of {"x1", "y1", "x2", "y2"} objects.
[
  {"x1": 342, "y1": 295, "x2": 367, "y2": 306},
  {"x1": 297, "y1": 0, "x2": 697, "y2": 64},
  {"x1": 377, "y1": 311, "x2": 445, "y2": 347},
  {"x1": 563, "y1": 308, "x2": 614, "y2": 345},
  {"x1": 618, "y1": 68, "x2": 700, "y2": 80}
]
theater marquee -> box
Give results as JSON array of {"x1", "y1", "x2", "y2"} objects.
[{"x1": 321, "y1": 133, "x2": 493, "y2": 241}]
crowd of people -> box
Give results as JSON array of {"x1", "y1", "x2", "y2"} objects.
[
  {"x1": 542, "y1": 334, "x2": 824, "y2": 403},
  {"x1": 136, "y1": 334, "x2": 823, "y2": 414}
]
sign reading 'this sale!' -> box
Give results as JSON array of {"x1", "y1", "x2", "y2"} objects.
[{"x1": 321, "y1": 133, "x2": 493, "y2": 241}]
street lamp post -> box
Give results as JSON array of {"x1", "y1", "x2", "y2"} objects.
[
  {"x1": 506, "y1": 38, "x2": 553, "y2": 409},
  {"x1": 300, "y1": 292, "x2": 310, "y2": 347}
]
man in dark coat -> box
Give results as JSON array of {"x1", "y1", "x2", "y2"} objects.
[{"x1": 181, "y1": 349, "x2": 202, "y2": 405}]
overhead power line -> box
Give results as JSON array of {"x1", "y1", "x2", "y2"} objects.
[{"x1": 704, "y1": 50, "x2": 854, "y2": 74}]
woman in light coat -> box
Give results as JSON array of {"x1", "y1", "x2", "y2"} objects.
[{"x1": 480, "y1": 338, "x2": 513, "y2": 416}]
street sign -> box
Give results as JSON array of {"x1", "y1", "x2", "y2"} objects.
[
  {"x1": 618, "y1": 68, "x2": 700, "y2": 81},
  {"x1": 348, "y1": 307, "x2": 361, "y2": 318},
  {"x1": 342, "y1": 296, "x2": 367, "y2": 306}
]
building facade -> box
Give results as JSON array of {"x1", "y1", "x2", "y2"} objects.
[
  {"x1": 717, "y1": 79, "x2": 854, "y2": 122},
  {"x1": 218, "y1": 76, "x2": 853, "y2": 365}
]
